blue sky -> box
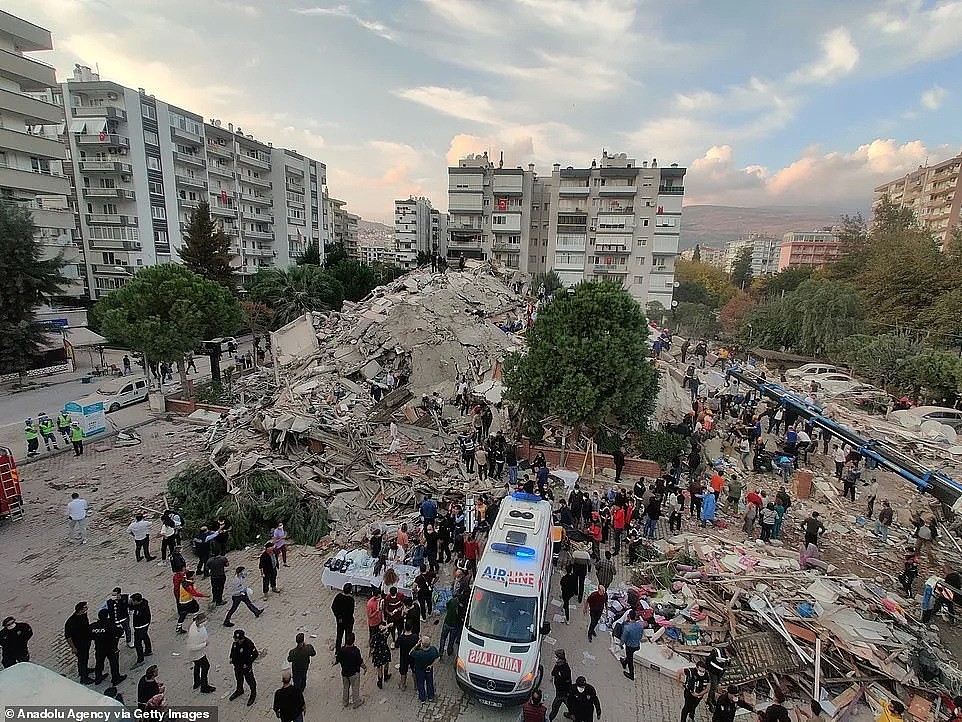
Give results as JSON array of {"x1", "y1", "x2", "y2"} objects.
[{"x1": 14, "y1": 0, "x2": 962, "y2": 222}]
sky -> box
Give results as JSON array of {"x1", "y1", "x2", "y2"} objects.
[{"x1": 12, "y1": 0, "x2": 962, "y2": 223}]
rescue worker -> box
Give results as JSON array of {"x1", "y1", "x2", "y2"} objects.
[
  {"x1": 70, "y1": 422, "x2": 85, "y2": 457},
  {"x1": 38, "y1": 413, "x2": 59, "y2": 451},
  {"x1": 57, "y1": 410, "x2": 73, "y2": 443},
  {"x1": 24, "y1": 419, "x2": 40, "y2": 457}
]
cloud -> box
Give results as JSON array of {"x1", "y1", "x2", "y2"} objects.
[
  {"x1": 293, "y1": 5, "x2": 394, "y2": 40},
  {"x1": 790, "y1": 27, "x2": 859, "y2": 84},
  {"x1": 685, "y1": 139, "x2": 958, "y2": 209},
  {"x1": 921, "y1": 85, "x2": 948, "y2": 111},
  {"x1": 394, "y1": 86, "x2": 502, "y2": 125},
  {"x1": 867, "y1": 0, "x2": 962, "y2": 67}
]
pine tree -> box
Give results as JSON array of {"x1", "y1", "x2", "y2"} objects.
[
  {"x1": 0, "y1": 201, "x2": 68, "y2": 377},
  {"x1": 178, "y1": 201, "x2": 235, "y2": 290}
]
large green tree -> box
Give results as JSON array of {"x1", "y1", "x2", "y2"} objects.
[
  {"x1": 730, "y1": 247, "x2": 754, "y2": 289},
  {"x1": 177, "y1": 201, "x2": 235, "y2": 291},
  {"x1": 241, "y1": 301, "x2": 273, "y2": 367},
  {"x1": 97, "y1": 264, "x2": 243, "y2": 389},
  {"x1": 503, "y1": 281, "x2": 659, "y2": 436},
  {"x1": 247, "y1": 265, "x2": 344, "y2": 327},
  {"x1": 0, "y1": 201, "x2": 69, "y2": 378},
  {"x1": 754, "y1": 267, "x2": 815, "y2": 299},
  {"x1": 674, "y1": 259, "x2": 738, "y2": 308},
  {"x1": 669, "y1": 302, "x2": 721, "y2": 340},
  {"x1": 296, "y1": 240, "x2": 321, "y2": 266},
  {"x1": 328, "y1": 259, "x2": 378, "y2": 302}
]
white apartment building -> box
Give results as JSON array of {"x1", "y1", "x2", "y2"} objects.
[
  {"x1": 724, "y1": 234, "x2": 780, "y2": 278},
  {"x1": 430, "y1": 208, "x2": 447, "y2": 260},
  {"x1": 874, "y1": 154, "x2": 962, "y2": 250},
  {"x1": 55, "y1": 66, "x2": 328, "y2": 297},
  {"x1": 0, "y1": 12, "x2": 86, "y2": 297},
  {"x1": 394, "y1": 196, "x2": 433, "y2": 269}
]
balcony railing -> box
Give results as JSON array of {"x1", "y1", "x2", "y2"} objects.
[
  {"x1": 171, "y1": 125, "x2": 203, "y2": 144},
  {"x1": 74, "y1": 106, "x2": 127, "y2": 122},
  {"x1": 174, "y1": 151, "x2": 205, "y2": 167},
  {"x1": 77, "y1": 134, "x2": 129, "y2": 147},
  {"x1": 91, "y1": 263, "x2": 137, "y2": 275},
  {"x1": 82, "y1": 188, "x2": 136, "y2": 200},
  {"x1": 177, "y1": 198, "x2": 201, "y2": 210},
  {"x1": 595, "y1": 245, "x2": 630, "y2": 255},
  {"x1": 79, "y1": 160, "x2": 132, "y2": 174},
  {"x1": 243, "y1": 175, "x2": 271, "y2": 188},
  {"x1": 241, "y1": 193, "x2": 271, "y2": 205},
  {"x1": 210, "y1": 204, "x2": 237, "y2": 217},
  {"x1": 593, "y1": 264, "x2": 628, "y2": 274},
  {"x1": 208, "y1": 164, "x2": 233, "y2": 178},
  {"x1": 88, "y1": 239, "x2": 142, "y2": 251},
  {"x1": 598, "y1": 185, "x2": 636, "y2": 195},
  {"x1": 206, "y1": 143, "x2": 233, "y2": 158},
  {"x1": 244, "y1": 229, "x2": 272, "y2": 240},
  {"x1": 237, "y1": 153, "x2": 270, "y2": 170},
  {"x1": 86, "y1": 214, "x2": 138, "y2": 226},
  {"x1": 558, "y1": 186, "x2": 589, "y2": 195},
  {"x1": 493, "y1": 242, "x2": 521, "y2": 252},
  {"x1": 658, "y1": 185, "x2": 684, "y2": 195}
]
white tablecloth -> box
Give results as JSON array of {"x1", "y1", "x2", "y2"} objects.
[{"x1": 321, "y1": 556, "x2": 419, "y2": 598}]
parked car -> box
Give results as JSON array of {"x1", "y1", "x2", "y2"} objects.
[
  {"x1": 197, "y1": 337, "x2": 237, "y2": 354},
  {"x1": 799, "y1": 372, "x2": 859, "y2": 394},
  {"x1": 786, "y1": 363, "x2": 842, "y2": 380},
  {"x1": 890, "y1": 405, "x2": 962, "y2": 431},
  {"x1": 86, "y1": 376, "x2": 150, "y2": 413}
]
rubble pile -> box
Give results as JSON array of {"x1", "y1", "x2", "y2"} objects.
[{"x1": 203, "y1": 265, "x2": 526, "y2": 534}]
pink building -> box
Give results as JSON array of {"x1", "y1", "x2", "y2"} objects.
[{"x1": 777, "y1": 231, "x2": 840, "y2": 271}]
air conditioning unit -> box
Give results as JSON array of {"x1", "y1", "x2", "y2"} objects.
[
  {"x1": 107, "y1": 92, "x2": 117, "y2": 100},
  {"x1": 121, "y1": 174, "x2": 131, "y2": 182}
]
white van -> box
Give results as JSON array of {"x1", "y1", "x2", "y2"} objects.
[
  {"x1": 456, "y1": 491, "x2": 554, "y2": 707},
  {"x1": 89, "y1": 376, "x2": 149, "y2": 412}
]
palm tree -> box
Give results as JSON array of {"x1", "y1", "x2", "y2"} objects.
[{"x1": 247, "y1": 266, "x2": 344, "y2": 327}]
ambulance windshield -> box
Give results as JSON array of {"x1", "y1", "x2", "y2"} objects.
[{"x1": 466, "y1": 588, "x2": 537, "y2": 643}]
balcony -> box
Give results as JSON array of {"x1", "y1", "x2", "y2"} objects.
[
  {"x1": 0, "y1": 127, "x2": 65, "y2": 159},
  {"x1": 82, "y1": 188, "x2": 136, "y2": 200},
  {"x1": 210, "y1": 204, "x2": 237, "y2": 218},
  {"x1": 237, "y1": 153, "x2": 270, "y2": 170},
  {"x1": 0, "y1": 166, "x2": 69, "y2": 195},
  {"x1": 91, "y1": 264, "x2": 137, "y2": 275},
  {"x1": 595, "y1": 244, "x2": 631, "y2": 254},
  {"x1": 86, "y1": 214, "x2": 138, "y2": 226},
  {"x1": 208, "y1": 164, "x2": 233, "y2": 178},
  {"x1": 0, "y1": 87, "x2": 63, "y2": 125},
  {"x1": 249, "y1": 213, "x2": 274, "y2": 224},
  {"x1": 658, "y1": 185, "x2": 684, "y2": 195},
  {"x1": 171, "y1": 125, "x2": 203, "y2": 144},
  {"x1": 174, "y1": 151, "x2": 205, "y2": 167},
  {"x1": 493, "y1": 242, "x2": 521, "y2": 252},
  {"x1": 593, "y1": 264, "x2": 628, "y2": 274},
  {"x1": 599, "y1": 185, "x2": 636, "y2": 195},
  {"x1": 558, "y1": 185, "x2": 589, "y2": 196},
  {"x1": 77, "y1": 134, "x2": 129, "y2": 148},
  {"x1": 178, "y1": 198, "x2": 201, "y2": 210},
  {"x1": 286, "y1": 181, "x2": 305, "y2": 192},
  {"x1": 448, "y1": 238, "x2": 483, "y2": 249},
  {"x1": 0, "y1": 47, "x2": 57, "y2": 90},
  {"x1": 652, "y1": 236, "x2": 678, "y2": 254},
  {"x1": 244, "y1": 175, "x2": 271, "y2": 189},
  {"x1": 88, "y1": 239, "x2": 142, "y2": 251},
  {"x1": 241, "y1": 192, "x2": 271, "y2": 205},
  {"x1": 206, "y1": 143, "x2": 232, "y2": 159},
  {"x1": 243, "y1": 229, "x2": 273, "y2": 240},
  {"x1": 175, "y1": 174, "x2": 207, "y2": 190},
  {"x1": 80, "y1": 160, "x2": 132, "y2": 174},
  {"x1": 245, "y1": 246, "x2": 275, "y2": 257},
  {"x1": 74, "y1": 105, "x2": 127, "y2": 122}
]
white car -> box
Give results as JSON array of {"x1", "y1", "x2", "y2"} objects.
[
  {"x1": 799, "y1": 372, "x2": 859, "y2": 394},
  {"x1": 890, "y1": 406, "x2": 962, "y2": 431},
  {"x1": 786, "y1": 363, "x2": 842, "y2": 380},
  {"x1": 83, "y1": 376, "x2": 150, "y2": 413}
]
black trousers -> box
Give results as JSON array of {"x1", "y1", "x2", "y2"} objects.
[
  {"x1": 587, "y1": 609, "x2": 602, "y2": 640},
  {"x1": 562, "y1": 594, "x2": 575, "y2": 622},
  {"x1": 193, "y1": 656, "x2": 210, "y2": 688},
  {"x1": 262, "y1": 570, "x2": 278, "y2": 595},
  {"x1": 133, "y1": 625, "x2": 152, "y2": 662},
  {"x1": 680, "y1": 691, "x2": 701, "y2": 722},
  {"x1": 233, "y1": 664, "x2": 256, "y2": 694},
  {"x1": 196, "y1": 553, "x2": 210, "y2": 576},
  {"x1": 575, "y1": 570, "x2": 587, "y2": 603},
  {"x1": 94, "y1": 648, "x2": 121, "y2": 683},
  {"x1": 134, "y1": 537, "x2": 152, "y2": 560},
  {"x1": 549, "y1": 690, "x2": 569, "y2": 720},
  {"x1": 75, "y1": 641, "x2": 91, "y2": 680},
  {"x1": 417, "y1": 594, "x2": 431, "y2": 620},
  {"x1": 211, "y1": 576, "x2": 226, "y2": 604},
  {"x1": 161, "y1": 536, "x2": 176, "y2": 560},
  {"x1": 623, "y1": 644, "x2": 639, "y2": 678},
  {"x1": 72, "y1": 440, "x2": 83, "y2": 456},
  {"x1": 335, "y1": 617, "x2": 354, "y2": 650}
]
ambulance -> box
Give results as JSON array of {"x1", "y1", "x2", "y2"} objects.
[{"x1": 456, "y1": 491, "x2": 554, "y2": 707}]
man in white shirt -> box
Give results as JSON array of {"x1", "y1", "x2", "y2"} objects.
[
  {"x1": 127, "y1": 514, "x2": 155, "y2": 562},
  {"x1": 66, "y1": 492, "x2": 89, "y2": 544}
]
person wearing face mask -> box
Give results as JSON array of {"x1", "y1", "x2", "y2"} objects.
[
  {"x1": 272, "y1": 521, "x2": 289, "y2": 567},
  {"x1": 0, "y1": 616, "x2": 32, "y2": 667},
  {"x1": 678, "y1": 659, "x2": 712, "y2": 722},
  {"x1": 370, "y1": 618, "x2": 392, "y2": 688},
  {"x1": 566, "y1": 675, "x2": 602, "y2": 722},
  {"x1": 105, "y1": 587, "x2": 133, "y2": 650},
  {"x1": 186, "y1": 612, "x2": 216, "y2": 694}
]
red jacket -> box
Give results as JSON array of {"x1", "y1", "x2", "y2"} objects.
[
  {"x1": 465, "y1": 539, "x2": 480, "y2": 561},
  {"x1": 612, "y1": 507, "x2": 626, "y2": 530},
  {"x1": 746, "y1": 492, "x2": 763, "y2": 508},
  {"x1": 172, "y1": 571, "x2": 186, "y2": 600},
  {"x1": 588, "y1": 524, "x2": 602, "y2": 542}
]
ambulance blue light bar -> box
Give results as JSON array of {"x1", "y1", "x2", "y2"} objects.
[
  {"x1": 511, "y1": 492, "x2": 543, "y2": 503},
  {"x1": 490, "y1": 542, "x2": 537, "y2": 558}
]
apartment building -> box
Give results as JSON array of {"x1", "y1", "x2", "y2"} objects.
[
  {"x1": 874, "y1": 154, "x2": 962, "y2": 249},
  {"x1": 346, "y1": 212, "x2": 359, "y2": 258},
  {"x1": 394, "y1": 196, "x2": 433, "y2": 269},
  {"x1": 430, "y1": 208, "x2": 447, "y2": 260},
  {"x1": 327, "y1": 196, "x2": 351, "y2": 252},
  {"x1": 724, "y1": 234, "x2": 780, "y2": 278},
  {"x1": 777, "y1": 230, "x2": 840, "y2": 271},
  {"x1": 0, "y1": 11, "x2": 85, "y2": 296},
  {"x1": 680, "y1": 245, "x2": 726, "y2": 268},
  {"x1": 55, "y1": 65, "x2": 328, "y2": 297}
]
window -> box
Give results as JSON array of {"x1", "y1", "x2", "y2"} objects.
[
  {"x1": 148, "y1": 181, "x2": 163, "y2": 195},
  {"x1": 466, "y1": 588, "x2": 537, "y2": 644},
  {"x1": 89, "y1": 226, "x2": 138, "y2": 241},
  {"x1": 634, "y1": 276, "x2": 645, "y2": 285},
  {"x1": 31, "y1": 157, "x2": 52, "y2": 173},
  {"x1": 99, "y1": 178, "x2": 116, "y2": 189},
  {"x1": 141, "y1": 104, "x2": 156, "y2": 120},
  {"x1": 151, "y1": 205, "x2": 166, "y2": 220},
  {"x1": 101, "y1": 252, "x2": 116, "y2": 264},
  {"x1": 144, "y1": 130, "x2": 159, "y2": 146},
  {"x1": 102, "y1": 204, "x2": 118, "y2": 215},
  {"x1": 154, "y1": 230, "x2": 168, "y2": 245},
  {"x1": 642, "y1": 219, "x2": 649, "y2": 227},
  {"x1": 147, "y1": 156, "x2": 161, "y2": 171}
]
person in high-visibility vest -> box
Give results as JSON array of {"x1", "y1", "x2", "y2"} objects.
[
  {"x1": 70, "y1": 422, "x2": 85, "y2": 457},
  {"x1": 37, "y1": 412, "x2": 59, "y2": 451},
  {"x1": 57, "y1": 411, "x2": 72, "y2": 443},
  {"x1": 24, "y1": 420, "x2": 40, "y2": 457}
]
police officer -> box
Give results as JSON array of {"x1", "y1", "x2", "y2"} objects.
[
  {"x1": 106, "y1": 587, "x2": 133, "y2": 649},
  {"x1": 129, "y1": 594, "x2": 152, "y2": 668},
  {"x1": 0, "y1": 616, "x2": 33, "y2": 667},
  {"x1": 90, "y1": 608, "x2": 126, "y2": 686},
  {"x1": 229, "y1": 629, "x2": 259, "y2": 706},
  {"x1": 64, "y1": 601, "x2": 93, "y2": 684}
]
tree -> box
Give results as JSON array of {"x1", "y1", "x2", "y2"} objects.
[
  {"x1": 719, "y1": 292, "x2": 754, "y2": 335},
  {"x1": 755, "y1": 267, "x2": 814, "y2": 299},
  {"x1": 782, "y1": 278, "x2": 865, "y2": 357},
  {"x1": 323, "y1": 242, "x2": 348, "y2": 269},
  {"x1": 674, "y1": 259, "x2": 738, "y2": 308},
  {"x1": 328, "y1": 259, "x2": 378, "y2": 302},
  {"x1": 533, "y1": 270, "x2": 564, "y2": 295},
  {"x1": 673, "y1": 280, "x2": 712, "y2": 307},
  {"x1": 503, "y1": 281, "x2": 659, "y2": 435},
  {"x1": 296, "y1": 240, "x2": 322, "y2": 266},
  {"x1": 177, "y1": 201, "x2": 235, "y2": 290},
  {"x1": 0, "y1": 201, "x2": 69, "y2": 378},
  {"x1": 669, "y1": 302, "x2": 720, "y2": 340},
  {"x1": 730, "y1": 247, "x2": 753, "y2": 289},
  {"x1": 247, "y1": 265, "x2": 344, "y2": 326},
  {"x1": 831, "y1": 333, "x2": 915, "y2": 388},
  {"x1": 904, "y1": 350, "x2": 961, "y2": 402},
  {"x1": 97, "y1": 264, "x2": 243, "y2": 390},
  {"x1": 691, "y1": 244, "x2": 701, "y2": 262},
  {"x1": 241, "y1": 301, "x2": 273, "y2": 367}
]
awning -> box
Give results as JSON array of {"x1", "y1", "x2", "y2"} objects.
[
  {"x1": 88, "y1": 117, "x2": 108, "y2": 133},
  {"x1": 64, "y1": 326, "x2": 107, "y2": 348},
  {"x1": 69, "y1": 119, "x2": 87, "y2": 133}
]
